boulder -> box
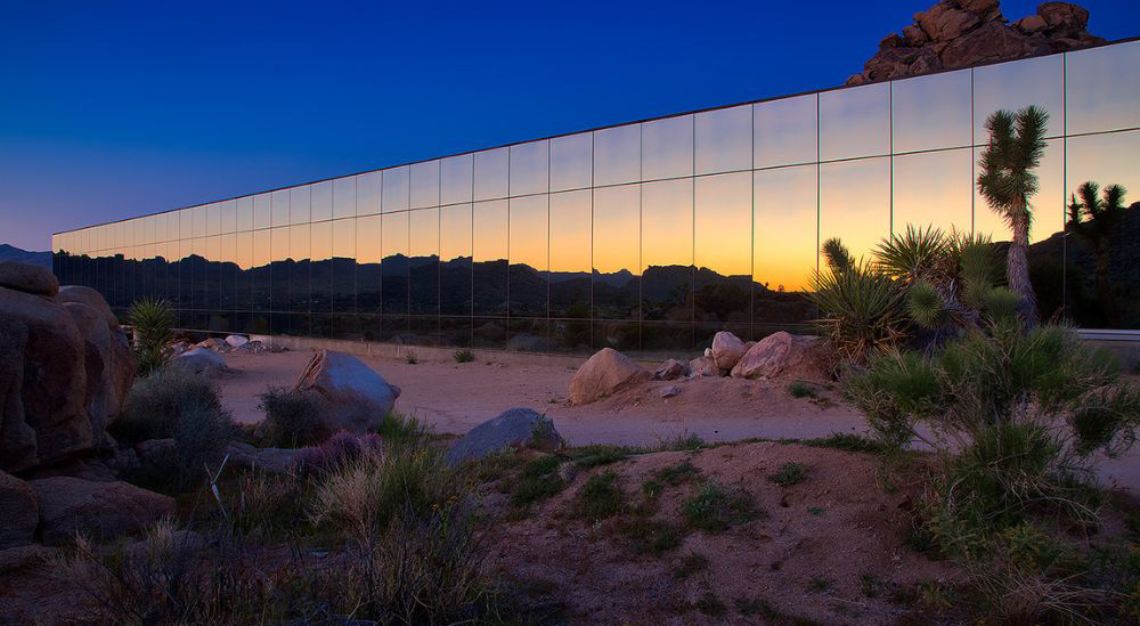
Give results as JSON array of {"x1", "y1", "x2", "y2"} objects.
[
  {"x1": 0, "y1": 286, "x2": 90, "y2": 472},
  {"x1": 172, "y1": 346, "x2": 227, "y2": 375},
  {"x1": 57, "y1": 285, "x2": 117, "y2": 328},
  {"x1": 0, "y1": 317, "x2": 35, "y2": 472},
  {"x1": 940, "y1": 20, "x2": 1050, "y2": 69},
  {"x1": 660, "y1": 385, "x2": 681, "y2": 399},
  {"x1": 293, "y1": 350, "x2": 401, "y2": 434},
  {"x1": 731, "y1": 332, "x2": 821, "y2": 380},
  {"x1": 0, "y1": 261, "x2": 59, "y2": 297},
  {"x1": 1015, "y1": 14, "x2": 1048, "y2": 33},
  {"x1": 1037, "y1": 2, "x2": 1089, "y2": 32},
  {"x1": 689, "y1": 355, "x2": 720, "y2": 378},
  {"x1": 196, "y1": 337, "x2": 228, "y2": 352},
  {"x1": 0, "y1": 545, "x2": 56, "y2": 574},
  {"x1": 445, "y1": 408, "x2": 564, "y2": 465},
  {"x1": 710, "y1": 331, "x2": 748, "y2": 372},
  {"x1": 568, "y1": 348, "x2": 651, "y2": 405},
  {"x1": 915, "y1": 3, "x2": 980, "y2": 42},
  {"x1": 224, "y1": 441, "x2": 300, "y2": 474},
  {"x1": 63, "y1": 301, "x2": 134, "y2": 435},
  {"x1": 0, "y1": 471, "x2": 38, "y2": 549},
  {"x1": 224, "y1": 334, "x2": 249, "y2": 348},
  {"x1": 31, "y1": 477, "x2": 175, "y2": 545},
  {"x1": 654, "y1": 358, "x2": 688, "y2": 381}
]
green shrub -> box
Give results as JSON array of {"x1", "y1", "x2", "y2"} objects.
[
  {"x1": 573, "y1": 471, "x2": 624, "y2": 521},
  {"x1": 257, "y1": 387, "x2": 328, "y2": 448},
  {"x1": 453, "y1": 348, "x2": 475, "y2": 363},
  {"x1": 767, "y1": 462, "x2": 808, "y2": 487},
  {"x1": 682, "y1": 481, "x2": 760, "y2": 532},
  {"x1": 128, "y1": 297, "x2": 175, "y2": 375},
  {"x1": 618, "y1": 517, "x2": 682, "y2": 556},
  {"x1": 568, "y1": 445, "x2": 634, "y2": 469},
  {"x1": 404, "y1": 351, "x2": 418, "y2": 365},
  {"x1": 808, "y1": 253, "x2": 907, "y2": 364},
  {"x1": 510, "y1": 455, "x2": 566, "y2": 507},
  {"x1": 787, "y1": 381, "x2": 817, "y2": 399},
  {"x1": 115, "y1": 367, "x2": 224, "y2": 444},
  {"x1": 376, "y1": 411, "x2": 427, "y2": 444},
  {"x1": 653, "y1": 460, "x2": 700, "y2": 487},
  {"x1": 673, "y1": 551, "x2": 709, "y2": 579}
]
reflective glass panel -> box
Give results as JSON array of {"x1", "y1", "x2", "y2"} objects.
[
  {"x1": 509, "y1": 195, "x2": 548, "y2": 317},
  {"x1": 411, "y1": 160, "x2": 440, "y2": 209},
  {"x1": 193, "y1": 205, "x2": 208, "y2": 237},
  {"x1": 356, "y1": 215, "x2": 381, "y2": 313},
  {"x1": 754, "y1": 94, "x2": 817, "y2": 169},
  {"x1": 271, "y1": 190, "x2": 290, "y2": 227},
  {"x1": 357, "y1": 172, "x2": 380, "y2": 216},
  {"x1": 893, "y1": 148, "x2": 972, "y2": 235},
  {"x1": 974, "y1": 138, "x2": 1063, "y2": 244},
  {"x1": 974, "y1": 54, "x2": 1064, "y2": 139},
  {"x1": 593, "y1": 185, "x2": 639, "y2": 319},
  {"x1": 474, "y1": 148, "x2": 509, "y2": 201},
  {"x1": 820, "y1": 82, "x2": 890, "y2": 161},
  {"x1": 409, "y1": 208, "x2": 440, "y2": 315},
  {"x1": 333, "y1": 177, "x2": 356, "y2": 220},
  {"x1": 381, "y1": 211, "x2": 409, "y2": 314},
  {"x1": 892, "y1": 69, "x2": 971, "y2": 153},
  {"x1": 311, "y1": 181, "x2": 332, "y2": 222},
  {"x1": 270, "y1": 227, "x2": 290, "y2": 312},
  {"x1": 593, "y1": 125, "x2": 640, "y2": 187},
  {"x1": 219, "y1": 200, "x2": 236, "y2": 235},
  {"x1": 1066, "y1": 41, "x2": 1140, "y2": 135},
  {"x1": 550, "y1": 133, "x2": 592, "y2": 192},
  {"x1": 289, "y1": 223, "x2": 310, "y2": 313},
  {"x1": 695, "y1": 105, "x2": 751, "y2": 175},
  {"x1": 549, "y1": 190, "x2": 591, "y2": 318},
  {"x1": 641, "y1": 178, "x2": 693, "y2": 322},
  {"x1": 510, "y1": 140, "x2": 549, "y2": 197},
  {"x1": 440, "y1": 154, "x2": 473, "y2": 205},
  {"x1": 642, "y1": 115, "x2": 693, "y2": 181},
  {"x1": 310, "y1": 221, "x2": 332, "y2": 313},
  {"x1": 382, "y1": 166, "x2": 409, "y2": 213},
  {"x1": 473, "y1": 199, "x2": 508, "y2": 316},
  {"x1": 440, "y1": 203, "x2": 472, "y2": 316},
  {"x1": 236, "y1": 197, "x2": 254, "y2": 232},
  {"x1": 1067, "y1": 130, "x2": 1140, "y2": 199},
  {"x1": 695, "y1": 172, "x2": 752, "y2": 325},
  {"x1": 820, "y1": 157, "x2": 890, "y2": 262},
  {"x1": 207, "y1": 203, "x2": 221, "y2": 235},
  {"x1": 253, "y1": 194, "x2": 271, "y2": 230},
  {"x1": 332, "y1": 218, "x2": 356, "y2": 311},
  {"x1": 754, "y1": 164, "x2": 817, "y2": 293},
  {"x1": 290, "y1": 185, "x2": 310, "y2": 225}
]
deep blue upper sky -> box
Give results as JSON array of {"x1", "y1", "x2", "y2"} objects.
[{"x1": 1, "y1": 0, "x2": 1136, "y2": 251}]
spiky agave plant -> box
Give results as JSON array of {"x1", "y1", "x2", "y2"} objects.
[
  {"x1": 128, "y1": 297, "x2": 175, "y2": 374},
  {"x1": 874, "y1": 224, "x2": 951, "y2": 284},
  {"x1": 976, "y1": 105, "x2": 1049, "y2": 326}
]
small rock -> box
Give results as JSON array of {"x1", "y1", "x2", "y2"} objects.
[
  {"x1": 689, "y1": 355, "x2": 720, "y2": 378},
  {"x1": 196, "y1": 337, "x2": 228, "y2": 352},
  {"x1": 224, "y1": 442, "x2": 300, "y2": 474},
  {"x1": 654, "y1": 358, "x2": 688, "y2": 381},
  {"x1": 445, "y1": 408, "x2": 564, "y2": 465},
  {"x1": 660, "y1": 385, "x2": 681, "y2": 399},
  {"x1": 171, "y1": 346, "x2": 227, "y2": 375},
  {"x1": 31, "y1": 477, "x2": 175, "y2": 545},
  {"x1": 569, "y1": 348, "x2": 651, "y2": 405},
  {"x1": 224, "y1": 334, "x2": 249, "y2": 348}
]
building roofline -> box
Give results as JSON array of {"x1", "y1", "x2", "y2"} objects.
[{"x1": 54, "y1": 35, "x2": 1140, "y2": 237}]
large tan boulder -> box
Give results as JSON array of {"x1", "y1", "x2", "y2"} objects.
[
  {"x1": 294, "y1": 350, "x2": 401, "y2": 435},
  {"x1": 57, "y1": 285, "x2": 118, "y2": 328},
  {"x1": 0, "y1": 261, "x2": 58, "y2": 297},
  {"x1": 710, "y1": 331, "x2": 747, "y2": 372},
  {"x1": 0, "y1": 471, "x2": 38, "y2": 549},
  {"x1": 731, "y1": 332, "x2": 822, "y2": 380},
  {"x1": 0, "y1": 286, "x2": 90, "y2": 471},
  {"x1": 569, "y1": 348, "x2": 651, "y2": 405},
  {"x1": 30, "y1": 477, "x2": 175, "y2": 545}
]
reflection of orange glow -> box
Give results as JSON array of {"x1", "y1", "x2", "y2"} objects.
[
  {"x1": 474, "y1": 200, "x2": 507, "y2": 262},
  {"x1": 291, "y1": 224, "x2": 311, "y2": 262},
  {"x1": 355, "y1": 216, "x2": 380, "y2": 263},
  {"x1": 893, "y1": 149, "x2": 972, "y2": 234},
  {"x1": 271, "y1": 227, "x2": 289, "y2": 263},
  {"x1": 235, "y1": 233, "x2": 253, "y2": 270},
  {"x1": 696, "y1": 172, "x2": 751, "y2": 277},
  {"x1": 333, "y1": 218, "x2": 355, "y2": 258},
  {"x1": 755, "y1": 165, "x2": 816, "y2": 291},
  {"x1": 440, "y1": 204, "x2": 471, "y2": 263},
  {"x1": 1067, "y1": 131, "x2": 1140, "y2": 201},
  {"x1": 642, "y1": 179, "x2": 692, "y2": 270},
  {"x1": 510, "y1": 196, "x2": 547, "y2": 270},
  {"x1": 549, "y1": 191, "x2": 590, "y2": 273},
  {"x1": 593, "y1": 185, "x2": 639, "y2": 274},
  {"x1": 410, "y1": 209, "x2": 439, "y2": 258},
  {"x1": 821, "y1": 158, "x2": 890, "y2": 262},
  {"x1": 381, "y1": 213, "x2": 408, "y2": 258},
  {"x1": 974, "y1": 138, "x2": 1063, "y2": 244},
  {"x1": 311, "y1": 222, "x2": 333, "y2": 262}
]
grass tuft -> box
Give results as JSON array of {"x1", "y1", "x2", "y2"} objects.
[{"x1": 767, "y1": 462, "x2": 809, "y2": 487}]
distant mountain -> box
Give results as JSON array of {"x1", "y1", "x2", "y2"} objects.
[{"x1": 0, "y1": 244, "x2": 51, "y2": 269}]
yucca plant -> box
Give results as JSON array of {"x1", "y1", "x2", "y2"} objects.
[
  {"x1": 874, "y1": 224, "x2": 951, "y2": 284},
  {"x1": 128, "y1": 297, "x2": 175, "y2": 374},
  {"x1": 976, "y1": 105, "x2": 1049, "y2": 326},
  {"x1": 1068, "y1": 181, "x2": 1128, "y2": 326}
]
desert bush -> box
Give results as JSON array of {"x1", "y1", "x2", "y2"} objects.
[
  {"x1": 572, "y1": 471, "x2": 624, "y2": 521},
  {"x1": 453, "y1": 348, "x2": 476, "y2": 363},
  {"x1": 510, "y1": 455, "x2": 566, "y2": 507},
  {"x1": 809, "y1": 252, "x2": 908, "y2": 364},
  {"x1": 128, "y1": 297, "x2": 175, "y2": 375},
  {"x1": 682, "y1": 481, "x2": 760, "y2": 532},
  {"x1": 787, "y1": 381, "x2": 817, "y2": 399},
  {"x1": 257, "y1": 386, "x2": 329, "y2": 448},
  {"x1": 376, "y1": 410, "x2": 427, "y2": 444},
  {"x1": 116, "y1": 367, "x2": 224, "y2": 444},
  {"x1": 767, "y1": 462, "x2": 809, "y2": 487}
]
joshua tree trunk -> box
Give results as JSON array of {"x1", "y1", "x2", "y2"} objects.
[
  {"x1": 1095, "y1": 237, "x2": 1120, "y2": 327},
  {"x1": 1007, "y1": 205, "x2": 1038, "y2": 326}
]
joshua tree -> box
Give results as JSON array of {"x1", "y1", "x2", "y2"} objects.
[
  {"x1": 976, "y1": 105, "x2": 1048, "y2": 326},
  {"x1": 1068, "y1": 181, "x2": 1127, "y2": 326}
]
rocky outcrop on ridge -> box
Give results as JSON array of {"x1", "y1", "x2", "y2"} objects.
[{"x1": 847, "y1": 1, "x2": 1107, "y2": 85}]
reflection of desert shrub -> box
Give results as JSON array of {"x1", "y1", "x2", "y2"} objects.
[
  {"x1": 257, "y1": 387, "x2": 328, "y2": 448},
  {"x1": 116, "y1": 368, "x2": 224, "y2": 444}
]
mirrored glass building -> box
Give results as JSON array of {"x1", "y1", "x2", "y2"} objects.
[{"x1": 53, "y1": 40, "x2": 1140, "y2": 355}]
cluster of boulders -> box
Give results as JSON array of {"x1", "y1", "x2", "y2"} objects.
[
  {"x1": 167, "y1": 334, "x2": 281, "y2": 376},
  {"x1": 847, "y1": 0, "x2": 1106, "y2": 85},
  {"x1": 567, "y1": 331, "x2": 824, "y2": 405},
  {"x1": 0, "y1": 262, "x2": 178, "y2": 570}
]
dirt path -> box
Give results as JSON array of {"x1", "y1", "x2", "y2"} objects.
[{"x1": 217, "y1": 349, "x2": 1140, "y2": 493}]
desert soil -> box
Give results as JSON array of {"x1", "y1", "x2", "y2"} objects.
[{"x1": 218, "y1": 349, "x2": 1140, "y2": 493}]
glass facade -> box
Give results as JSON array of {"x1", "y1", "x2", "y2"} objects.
[{"x1": 52, "y1": 41, "x2": 1140, "y2": 354}]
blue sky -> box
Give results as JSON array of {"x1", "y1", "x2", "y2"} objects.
[{"x1": 1, "y1": 0, "x2": 1137, "y2": 251}]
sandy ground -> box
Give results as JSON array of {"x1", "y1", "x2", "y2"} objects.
[{"x1": 218, "y1": 349, "x2": 1140, "y2": 494}]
